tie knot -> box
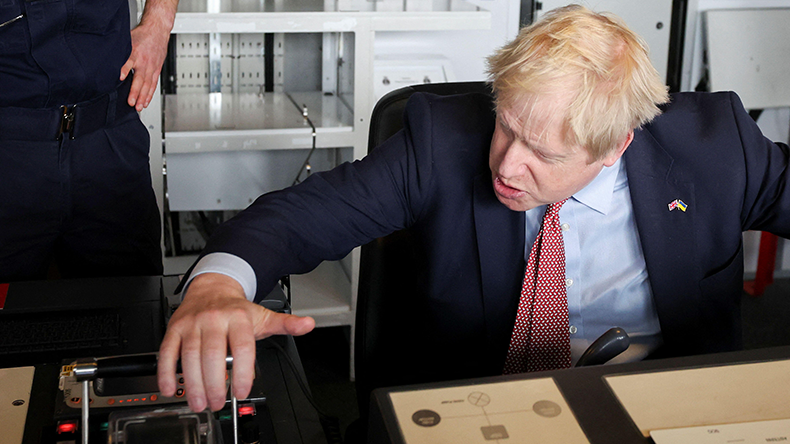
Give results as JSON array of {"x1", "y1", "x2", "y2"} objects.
[{"x1": 545, "y1": 198, "x2": 568, "y2": 218}]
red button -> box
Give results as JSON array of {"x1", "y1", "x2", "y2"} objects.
[
  {"x1": 238, "y1": 405, "x2": 256, "y2": 417},
  {"x1": 57, "y1": 421, "x2": 78, "y2": 434}
]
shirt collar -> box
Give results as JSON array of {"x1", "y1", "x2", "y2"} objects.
[{"x1": 572, "y1": 157, "x2": 625, "y2": 215}]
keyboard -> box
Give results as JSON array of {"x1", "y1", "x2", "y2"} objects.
[{"x1": 0, "y1": 311, "x2": 121, "y2": 355}]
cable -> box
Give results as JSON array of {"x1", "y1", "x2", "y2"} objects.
[
  {"x1": 285, "y1": 92, "x2": 318, "y2": 186},
  {"x1": 263, "y1": 337, "x2": 344, "y2": 444},
  {"x1": 263, "y1": 338, "x2": 330, "y2": 417},
  {"x1": 278, "y1": 276, "x2": 292, "y2": 307}
]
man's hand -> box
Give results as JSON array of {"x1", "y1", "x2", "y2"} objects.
[
  {"x1": 121, "y1": 0, "x2": 178, "y2": 111},
  {"x1": 157, "y1": 273, "x2": 315, "y2": 412}
]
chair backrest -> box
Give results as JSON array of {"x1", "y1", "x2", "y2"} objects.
[{"x1": 355, "y1": 81, "x2": 493, "y2": 414}]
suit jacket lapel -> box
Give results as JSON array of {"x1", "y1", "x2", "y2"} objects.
[
  {"x1": 625, "y1": 129, "x2": 699, "y2": 350},
  {"x1": 473, "y1": 173, "x2": 526, "y2": 365}
]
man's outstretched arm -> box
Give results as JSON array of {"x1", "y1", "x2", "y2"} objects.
[{"x1": 158, "y1": 273, "x2": 315, "y2": 412}]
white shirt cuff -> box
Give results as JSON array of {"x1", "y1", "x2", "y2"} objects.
[{"x1": 182, "y1": 252, "x2": 258, "y2": 302}]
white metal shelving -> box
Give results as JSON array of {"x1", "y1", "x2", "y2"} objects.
[
  {"x1": 144, "y1": 0, "x2": 491, "y2": 329},
  {"x1": 164, "y1": 92, "x2": 355, "y2": 153}
]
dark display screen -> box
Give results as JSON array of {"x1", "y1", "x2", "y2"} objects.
[{"x1": 94, "y1": 374, "x2": 160, "y2": 397}]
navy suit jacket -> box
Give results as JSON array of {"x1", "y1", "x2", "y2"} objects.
[{"x1": 203, "y1": 90, "x2": 790, "y2": 382}]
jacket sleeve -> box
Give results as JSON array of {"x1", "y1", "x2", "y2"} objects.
[
  {"x1": 198, "y1": 93, "x2": 440, "y2": 301},
  {"x1": 733, "y1": 92, "x2": 790, "y2": 234}
]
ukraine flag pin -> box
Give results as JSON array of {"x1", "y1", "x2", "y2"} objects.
[{"x1": 668, "y1": 199, "x2": 688, "y2": 212}]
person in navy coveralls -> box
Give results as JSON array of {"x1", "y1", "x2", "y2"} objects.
[
  {"x1": 0, "y1": 0, "x2": 178, "y2": 281},
  {"x1": 156, "y1": 5, "x2": 790, "y2": 413}
]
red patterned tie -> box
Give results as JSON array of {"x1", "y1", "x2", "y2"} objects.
[{"x1": 503, "y1": 199, "x2": 571, "y2": 374}]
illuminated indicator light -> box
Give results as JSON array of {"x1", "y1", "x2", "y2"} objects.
[
  {"x1": 127, "y1": 399, "x2": 132, "y2": 403},
  {"x1": 150, "y1": 394, "x2": 158, "y2": 401},
  {"x1": 142, "y1": 397, "x2": 147, "y2": 401},
  {"x1": 99, "y1": 422, "x2": 108, "y2": 432},
  {"x1": 238, "y1": 405, "x2": 256, "y2": 417},
  {"x1": 0, "y1": 282, "x2": 8, "y2": 309},
  {"x1": 134, "y1": 398, "x2": 139, "y2": 402},
  {"x1": 57, "y1": 422, "x2": 78, "y2": 434},
  {"x1": 107, "y1": 399, "x2": 115, "y2": 405},
  {"x1": 118, "y1": 400, "x2": 124, "y2": 403}
]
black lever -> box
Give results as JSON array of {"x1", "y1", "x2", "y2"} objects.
[
  {"x1": 575, "y1": 327, "x2": 630, "y2": 367},
  {"x1": 94, "y1": 354, "x2": 159, "y2": 378},
  {"x1": 74, "y1": 353, "x2": 233, "y2": 381}
]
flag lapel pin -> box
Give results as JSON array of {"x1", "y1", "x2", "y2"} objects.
[{"x1": 668, "y1": 199, "x2": 688, "y2": 212}]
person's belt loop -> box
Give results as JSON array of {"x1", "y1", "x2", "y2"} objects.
[
  {"x1": 57, "y1": 105, "x2": 76, "y2": 141},
  {"x1": 106, "y1": 89, "x2": 118, "y2": 126}
]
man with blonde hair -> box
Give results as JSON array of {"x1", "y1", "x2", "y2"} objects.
[
  {"x1": 157, "y1": 5, "x2": 790, "y2": 415},
  {"x1": 488, "y1": 5, "x2": 669, "y2": 164}
]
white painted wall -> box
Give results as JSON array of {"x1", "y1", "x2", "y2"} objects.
[
  {"x1": 682, "y1": 0, "x2": 790, "y2": 91},
  {"x1": 373, "y1": 0, "x2": 522, "y2": 82}
]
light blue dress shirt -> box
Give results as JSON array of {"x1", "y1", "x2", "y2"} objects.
[
  {"x1": 524, "y1": 157, "x2": 663, "y2": 364},
  {"x1": 189, "y1": 157, "x2": 663, "y2": 365}
]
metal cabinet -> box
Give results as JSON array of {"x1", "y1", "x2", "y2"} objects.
[{"x1": 140, "y1": 0, "x2": 492, "y2": 332}]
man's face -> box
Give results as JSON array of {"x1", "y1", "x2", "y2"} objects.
[{"x1": 488, "y1": 99, "x2": 631, "y2": 212}]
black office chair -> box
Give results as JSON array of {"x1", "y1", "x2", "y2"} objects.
[{"x1": 351, "y1": 81, "x2": 493, "y2": 437}]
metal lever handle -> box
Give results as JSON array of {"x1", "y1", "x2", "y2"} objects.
[{"x1": 74, "y1": 354, "x2": 239, "y2": 444}]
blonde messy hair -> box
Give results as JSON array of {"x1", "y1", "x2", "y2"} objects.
[{"x1": 486, "y1": 4, "x2": 669, "y2": 161}]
